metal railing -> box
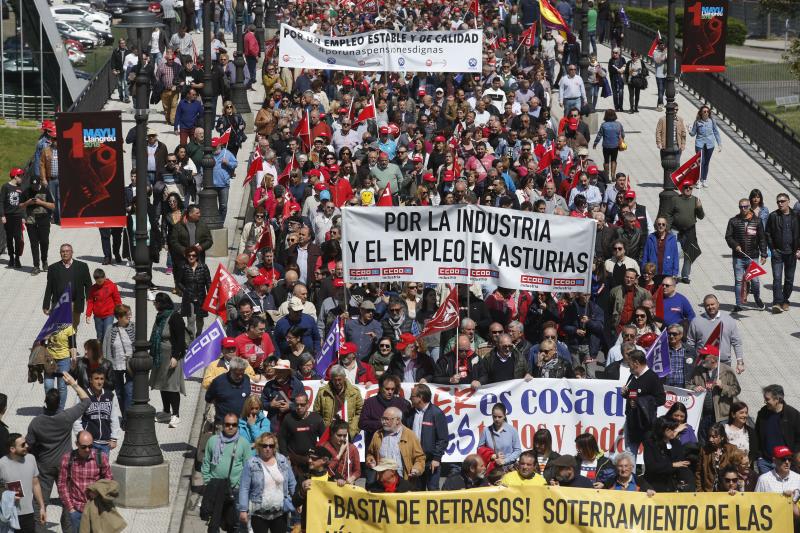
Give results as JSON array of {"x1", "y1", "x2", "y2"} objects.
[
  {"x1": 68, "y1": 55, "x2": 115, "y2": 112},
  {"x1": 0, "y1": 94, "x2": 56, "y2": 121},
  {"x1": 724, "y1": 63, "x2": 800, "y2": 104},
  {"x1": 622, "y1": 21, "x2": 800, "y2": 181}
]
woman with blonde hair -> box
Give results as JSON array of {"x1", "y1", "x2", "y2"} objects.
[
  {"x1": 215, "y1": 99, "x2": 246, "y2": 156},
  {"x1": 238, "y1": 432, "x2": 296, "y2": 532},
  {"x1": 238, "y1": 394, "x2": 271, "y2": 452}
]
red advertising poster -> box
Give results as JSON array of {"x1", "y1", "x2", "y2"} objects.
[
  {"x1": 681, "y1": 0, "x2": 729, "y2": 73},
  {"x1": 55, "y1": 111, "x2": 126, "y2": 228}
]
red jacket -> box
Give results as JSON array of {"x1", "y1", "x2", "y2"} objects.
[
  {"x1": 85, "y1": 279, "x2": 122, "y2": 319},
  {"x1": 328, "y1": 178, "x2": 354, "y2": 207},
  {"x1": 244, "y1": 31, "x2": 260, "y2": 58}
]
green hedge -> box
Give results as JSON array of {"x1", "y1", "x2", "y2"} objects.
[{"x1": 623, "y1": 6, "x2": 748, "y2": 46}]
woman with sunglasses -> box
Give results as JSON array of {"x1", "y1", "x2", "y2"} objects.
[
  {"x1": 215, "y1": 100, "x2": 246, "y2": 157},
  {"x1": 239, "y1": 208, "x2": 272, "y2": 256},
  {"x1": 629, "y1": 306, "x2": 660, "y2": 342},
  {"x1": 369, "y1": 337, "x2": 395, "y2": 377},
  {"x1": 177, "y1": 244, "x2": 211, "y2": 338},
  {"x1": 689, "y1": 105, "x2": 721, "y2": 187},
  {"x1": 748, "y1": 188, "x2": 769, "y2": 230},
  {"x1": 238, "y1": 432, "x2": 296, "y2": 533}
]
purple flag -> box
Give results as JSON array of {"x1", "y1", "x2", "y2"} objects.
[
  {"x1": 316, "y1": 319, "x2": 341, "y2": 376},
  {"x1": 645, "y1": 329, "x2": 672, "y2": 378},
  {"x1": 183, "y1": 319, "x2": 225, "y2": 378},
  {"x1": 36, "y1": 284, "x2": 72, "y2": 342}
]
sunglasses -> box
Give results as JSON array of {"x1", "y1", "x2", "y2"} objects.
[
  {"x1": 668, "y1": 332, "x2": 681, "y2": 337},
  {"x1": 255, "y1": 214, "x2": 265, "y2": 218},
  {"x1": 379, "y1": 344, "x2": 391, "y2": 348},
  {"x1": 614, "y1": 247, "x2": 624, "y2": 251},
  {"x1": 739, "y1": 205, "x2": 750, "y2": 209},
  {"x1": 224, "y1": 423, "x2": 238, "y2": 428},
  {"x1": 635, "y1": 314, "x2": 647, "y2": 319}
]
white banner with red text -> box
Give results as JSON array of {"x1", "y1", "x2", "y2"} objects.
[
  {"x1": 302, "y1": 379, "x2": 704, "y2": 461},
  {"x1": 341, "y1": 205, "x2": 596, "y2": 292},
  {"x1": 278, "y1": 24, "x2": 483, "y2": 72}
]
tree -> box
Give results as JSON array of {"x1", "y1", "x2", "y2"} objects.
[
  {"x1": 759, "y1": 0, "x2": 800, "y2": 19},
  {"x1": 784, "y1": 38, "x2": 800, "y2": 83}
]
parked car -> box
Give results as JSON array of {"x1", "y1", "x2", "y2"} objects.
[
  {"x1": 63, "y1": 38, "x2": 85, "y2": 52},
  {"x1": 148, "y1": 2, "x2": 163, "y2": 15},
  {"x1": 105, "y1": 0, "x2": 128, "y2": 16},
  {"x1": 71, "y1": 20, "x2": 113, "y2": 45},
  {"x1": 51, "y1": 5, "x2": 111, "y2": 27},
  {"x1": 68, "y1": 47, "x2": 87, "y2": 66},
  {"x1": 55, "y1": 21, "x2": 99, "y2": 49}
]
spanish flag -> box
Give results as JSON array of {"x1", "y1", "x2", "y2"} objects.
[{"x1": 539, "y1": 0, "x2": 571, "y2": 37}]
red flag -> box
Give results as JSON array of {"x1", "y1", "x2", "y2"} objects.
[
  {"x1": 247, "y1": 227, "x2": 274, "y2": 267},
  {"x1": 293, "y1": 112, "x2": 312, "y2": 151},
  {"x1": 201, "y1": 264, "x2": 242, "y2": 322},
  {"x1": 376, "y1": 183, "x2": 393, "y2": 206},
  {"x1": 470, "y1": 0, "x2": 479, "y2": 19},
  {"x1": 243, "y1": 151, "x2": 263, "y2": 186},
  {"x1": 264, "y1": 37, "x2": 278, "y2": 62},
  {"x1": 354, "y1": 96, "x2": 376, "y2": 125},
  {"x1": 282, "y1": 188, "x2": 301, "y2": 219},
  {"x1": 278, "y1": 155, "x2": 298, "y2": 188},
  {"x1": 670, "y1": 151, "x2": 701, "y2": 189},
  {"x1": 703, "y1": 322, "x2": 722, "y2": 350},
  {"x1": 741, "y1": 260, "x2": 767, "y2": 302},
  {"x1": 535, "y1": 144, "x2": 555, "y2": 173},
  {"x1": 218, "y1": 127, "x2": 232, "y2": 147},
  {"x1": 419, "y1": 287, "x2": 460, "y2": 338},
  {"x1": 521, "y1": 23, "x2": 537, "y2": 47},
  {"x1": 648, "y1": 30, "x2": 662, "y2": 59},
  {"x1": 653, "y1": 284, "x2": 665, "y2": 320}
]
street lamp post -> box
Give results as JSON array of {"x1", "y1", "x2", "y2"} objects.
[
  {"x1": 658, "y1": 0, "x2": 680, "y2": 215},
  {"x1": 113, "y1": 4, "x2": 170, "y2": 507},
  {"x1": 201, "y1": 0, "x2": 223, "y2": 230},
  {"x1": 265, "y1": 0, "x2": 279, "y2": 36},
  {"x1": 230, "y1": 0, "x2": 251, "y2": 114},
  {"x1": 577, "y1": 0, "x2": 591, "y2": 102},
  {"x1": 254, "y1": 0, "x2": 265, "y2": 51}
]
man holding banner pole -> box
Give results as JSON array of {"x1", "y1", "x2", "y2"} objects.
[{"x1": 42, "y1": 244, "x2": 92, "y2": 329}]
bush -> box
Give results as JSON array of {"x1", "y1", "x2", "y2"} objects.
[{"x1": 623, "y1": 6, "x2": 747, "y2": 45}]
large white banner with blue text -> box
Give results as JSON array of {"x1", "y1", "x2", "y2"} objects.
[
  {"x1": 302, "y1": 379, "x2": 704, "y2": 461},
  {"x1": 278, "y1": 24, "x2": 483, "y2": 72}
]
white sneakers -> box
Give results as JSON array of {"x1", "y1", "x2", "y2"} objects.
[{"x1": 169, "y1": 416, "x2": 181, "y2": 428}]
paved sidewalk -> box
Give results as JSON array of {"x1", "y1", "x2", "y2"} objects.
[
  {"x1": 590, "y1": 42, "x2": 800, "y2": 410},
  {"x1": 0, "y1": 33, "x2": 262, "y2": 531}
]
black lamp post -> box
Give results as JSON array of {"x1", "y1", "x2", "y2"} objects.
[
  {"x1": 658, "y1": 0, "x2": 679, "y2": 216},
  {"x1": 254, "y1": 0, "x2": 265, "y2": 51},
  {"x1": 265, "y1": 0, "x2": 278, "y2": 32},
  {"x1": 230, "y1": 0, "x2": 251, "y2": 114},
  {"x1": 116, "y1": 0, "x2": 164, "y2": 468},
  {"x1": 201, "y1": 0, "x2": 223, "y2": 230}
]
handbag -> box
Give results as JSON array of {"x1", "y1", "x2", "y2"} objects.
[{"x1": 619, "y1": 139, "x2": 627, "y2": 151}]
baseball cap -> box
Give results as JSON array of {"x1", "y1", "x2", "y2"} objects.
[
  {"x1": 338, "y1": 107, "x2": 349, "y2": 114},
  {"x1": 339, "y1": 342, "x2": 358, "y2": 356},
  {"x1": 314, "y1": 182, "x2": 327, "y2": 192},
  {"x1": 146, "y1": 128, "x2": 158, "y2": 136},
  {"x1": 342, "y1": 77, "x2": 353, "y2": 86},
  {"x1": 624, "y1": 190, "x2": 637, "y2": 199},
  {"x1": 308, "y1": 445, "x2": 333, "y2": 459},
  {"x1": 423, "y1": 173, "x2": 436, "y2": 183},
  {"x1": 8, "y1": 167, "x2": 24, "y2": 178},
  {"x1": 395, "y1": 332, "x2": 417, "y2": 351},
  {"x1": 412, "y1": 154, "x2": 424, "y2": 163},
  {"x1": 586, "y1": 164, "x2": 599, "y2": 175},
  {"x1": 435, "y1": 87, "x2": 444, "y2": 94},
  {"x1": 221, "y1": 337, "x2": 237, "y2": 349},
  {"x1": 433, "y1": 135, "x2": 446, "y2": 143},
  {"x1": 698, "y1": 345, "x2": 720, "y2": 357},
  {"x1": 418, "y1": 88, "x2": 426, "y2": 96},
  {"x1": 359, "y1": 300, "x2": 376, "y2": 311},
  {"x1": 251, "y1": 275, "x2": 269, "y2": 286},
  {"x1": 319, "y1": 190, "x2": 331, "y2": 201},
  {"x1": 287, "y1": 296, "x2": 304, "y2": 312},
  {"x1": 379, "y1": 126, "x2": 389, "y2": 134},
  {"x1": 773, "y1": 446, "x2": 793, "y2": 459}
]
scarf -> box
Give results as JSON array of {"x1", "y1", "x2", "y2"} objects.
[
  {"x1": 212, "y1": 430, "x2": 240, "y2": 466},
  {"x1": 386, "y1": 312, "x2": 406, "y2": 340},
  {"x1": 150, "y1": 309, "x2": 174, "y2": 369},
  {"x1": 382, "y1": 477, "x2": 399, "y2": 493},
  {"x1": 541, "y1": 357, "x2": 558, "y2": 377}
]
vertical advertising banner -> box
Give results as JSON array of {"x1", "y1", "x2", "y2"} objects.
[
  {"x1": 681, "y1": 0, "x2": 729, "y2": 73},
  {"x1": 55, "y1": 111, "x2": 126, "y2": 228}
]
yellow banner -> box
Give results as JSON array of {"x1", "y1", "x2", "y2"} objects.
[{"x1": 308, "y1": 480, "x2": 793, "y2": 532}]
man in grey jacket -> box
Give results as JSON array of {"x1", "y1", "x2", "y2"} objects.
[
  {"x1": 26, "y1": 372, "x2": 89, "y2": 533},
  {"x1": 686, "y1": 294, "x2": 745, "y2": 375}
]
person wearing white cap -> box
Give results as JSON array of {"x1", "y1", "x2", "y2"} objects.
[
  {"x1": 365, "y1": 458, "x2": 414, "y2": 493},
  {"x1": 274, "y1": 296, "x2": 320, "y2": 356}
]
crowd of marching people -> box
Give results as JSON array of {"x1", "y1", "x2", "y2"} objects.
[{"x1": 0, "y1": 0, "x2": 800, "y2": 532}]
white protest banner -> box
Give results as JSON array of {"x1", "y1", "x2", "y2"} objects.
[
  {"x1": 301, "y1": 379, "x2": 704, "y2": 461},
  {"x1": 342, "y1": 205, "x2": 596, "y2": 292},
  {"x1": 278, "y1": 24, "x2": 483, "y2": 73}
]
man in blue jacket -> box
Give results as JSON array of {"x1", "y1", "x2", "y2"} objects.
[
  {"x1": 174, "y1": 88, "x2": 203, "y2": 145},
  {"x1": 211, "y1": 137, "x2": 237, "y2": 221},
  {"x1": 405, "y1": 384, "x2": 449, "y2": 491},
  {"x1": 274, "y1": 297, "x2": 321, "y2": 355},
  {"x1": 205, "y1": 357, "x2": 251, "y2": 425}
]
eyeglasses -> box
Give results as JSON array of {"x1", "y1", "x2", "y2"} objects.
[
  {"x1": 379, "y1": 344, "x2": 391, "y2": 349},
  {"x1": 635, "y1": 314, "x2": 647, "y2": 319},
  {"x1": 622, "y1": 333, "x2": 636, "y2": 339},
  {"x1": 739, "y1": 205, "x2": 750, "y2": 209},
  {"x1": 260, "y1": 443, "x2": 276, "y2": 449},
  {"x1": 225, "y1": 105, "x2": 233, "y2": 109},
  {"x1": 295, "y1": 402, "x2": 308, "y2": 407},
  {"x1": 255, "y1": 214, "x2": 265, "y2": 219},
  {"x1": 491, "y1": 330, "x2": 504, "y2": 334},
  {"x1": 187, "y1": 254, "x2": 197, "y2": 258},
  {"x1": 778, "y1": 199, "x2": 789, "y2": 204},
  {"x1": 662, "y1": 283, "x2": 674, "y2": 287},
  {"x1": 78, "y1": 444, "x2": 92, "y2": 450},
  {"x1": 668, "y1": 332, "x2": 681, "y2": 337},
  {"x1": 613, "y1": 246, "x2": 624, "y2": 251},
  {"x1": 224, "y1": 423, "x2": 238, "y2": 428}
]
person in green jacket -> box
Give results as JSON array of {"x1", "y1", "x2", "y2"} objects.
[
  {"x1": 587, "y1": 0, "x2": 598, "y2": 56},
  {"x1": 202, "y1": 412, "x2": 251, "y2": 489}
]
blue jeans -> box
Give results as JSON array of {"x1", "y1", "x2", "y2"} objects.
[
  {"x1": 656, "y1": 77, "x2": 666, "y2": 106},
  {"x1": 70, "y1": 511, "x2": 82, "y2": 532},
  {"x1": 733, "y1": 256, "x2": 760, "y2": 306},
  {"x1": 214, "y1": 186, "x2": 230, "y2": 221},
  {"x1": 588, "y1": 31, "x2": 597, "y2": 56},
  {"x1": 116, "y1": 72, "x2": 128, "y2": 101},
  {"x1": 48, "y1": 178, "x2": 61, "y2": 224},
  {"x1": 114, "y1": 369, "x2": 133, "y2": 417},
  {"x1": 417, "y1": 463, "x2": 441, "y2": 491},
  {"x1": 94, "y1": 316, "x2": 114, "y2": 341},
  {"x1": 590, "y1": 84, "x2": 601, "y2": 110},
  {"x1": 563, "y1": 97, "x2": 581, "y2": 114},
  {"x1": 696, "y1": 145, "x2": 714, "y2": 182},
  {"x1": 44, "y1": 358, "x2": 73, "y2": 412},
  {"x1": 545, "y1": 59, "x2": 555, "y2": 84},
  {"x1": 224, "y1": 6, "x2": 234, "y2": 33},
  {"x1": 151, "y1": 52, "x2": 162, "y2": 67},
  {"x1": 194, "y1": 5, "x2": 203, "y2": 30},
  {"x1": 93, "y1": 442, "x2": 111, "y2": 456},
  {"x1": 771, "y1": 252, "x2": 797, "y2": 305}
]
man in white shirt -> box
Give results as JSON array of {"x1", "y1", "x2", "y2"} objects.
[
  {"x1": 558, "y1": 64, "x2": 587, "y2": 114},
  {"x1": 755, "y1": 445, "x2": 800, "y2": 506},
  {"x1": 484, "y1": 77, "x2": 507, "y2": 114}
]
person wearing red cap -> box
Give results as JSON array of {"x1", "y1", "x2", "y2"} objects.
[
  {"x1": 202, "y1": 337, "x2": 256, "y2": 389},
  {"x1": 0, "y1": 167, "x2": 26, "y2": 268},
  {"x1": 327, "y1": 165, "x2": 355, "y2": 207},
  {"x1": 688, "y1": 344, "x2": 741, "y2": 442},
  {"x1": 386, "y1": 333, "x2": 435, "y2": 383},
  {"x1": 324, "y1": 342, "x2": 377, "y2": 385},
  {"x1": 755, "y1": 444, "x2": 800, "y2": 495},
  {"x1": 377, "y1": 125, "x2": 397, "y2": 160}
]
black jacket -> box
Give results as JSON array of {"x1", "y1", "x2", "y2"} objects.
[
  {"x1": 168, "y1": 220, "x2": 214, "y2": 262},
  {"x1": 725, "y1": 214, "x2": 767, "y2": 260},
  {"x1": 643, "y1": 437, "x2": 695, "y2": 492},
  {"x1": 765, "y1": 210, "x2": 800, "y2": 255},
  {"x1": 754, "y1": 403, "x2": 800, "y2": 460},
  {"x1": 623, "y1": 368, "x2": 666, "y2": 439},
  {"x1": 403, "y1": 403, "x2": 449, "y2": 462},
  {"x1": 442, "y1": 472, "x2": 490, "y2": 490},
  {"x1": 387, "y1": 352, "x2": 435, "y2": 383},
  {"x1": 432, "y1": 351, "x2": 482, "y2": 385},
  {"x1": 43, "y1": 259, "x2": 92, "y2": 311},
  {"x1": 72, "y1": 357, "x2": 115, "y2": 392},
  {"x1": 110, "y1": 46, "x2": 128, "y2": 72}
]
